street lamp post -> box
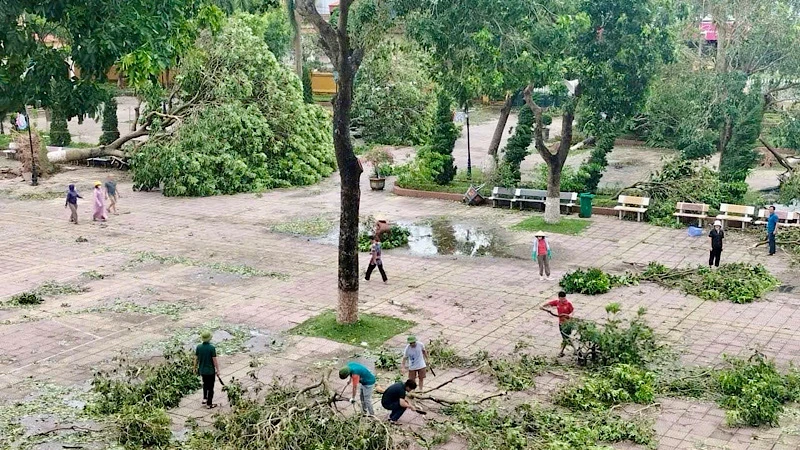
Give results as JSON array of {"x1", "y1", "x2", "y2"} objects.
[{"x1": 464, "y1": 104, "x2": 471, "y2": 179}]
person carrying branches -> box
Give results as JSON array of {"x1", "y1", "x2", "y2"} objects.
[{"x1": 540, "y1": 291, "x2": 575, "y2": 357}]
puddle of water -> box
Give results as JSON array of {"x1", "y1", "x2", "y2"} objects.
[{"x1": 315, "y1": 219, "x2": 508, "y2": 257}]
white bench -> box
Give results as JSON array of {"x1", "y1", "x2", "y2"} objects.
[
  {"x1": 614, "y1": 195, "x2": 650, "y2": 222},
  {"x1": 673, "y1": 202, "x2": 710, "y2": 227},
  {"x1": 716, "y1": 203, "x2": 755, "y2": 229},
  {"x1": 488, "y1": 187, "x2": 515, "y2": 208},
  {"x1": 754, "y1": 209, "x2": 799, "y2": 228},
  {"x1": 2, "y1": 149, "x2": 16, "y2": 159},
  {"x1": 511, "y1": 189, "x2": 578, "y2": 211}
]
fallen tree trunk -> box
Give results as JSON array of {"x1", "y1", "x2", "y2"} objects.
[
  {"x1": 47, "y1": 147, "x2": 127, "y2": 163},
  {"x1": 487, "y1": 94, "x2": 515, "y2": 156},
  {"x1": 759, "y1": 138, "x2": 796, "y2": 174}
]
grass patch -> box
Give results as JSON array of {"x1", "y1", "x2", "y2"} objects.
[
  {"x1": 269, "y1": 216, "x2": 333, "y2": 237},
  {"x1": 290, "y1": 311, "x2": 415, "y2": 348},
  {"x1": 0, "y1": 134, "x2": 10, "y2": 149},
  {"x1": 127, "y1": 251, "x2": 289, "y2": 279},
  {"x1": 313, "y1": 93, "x2": 334, "y2": 103},
  {"x1": 395, "y1": 168, "x2": 487, "y2": 194},
  {"x1": 511, "y1": 215, "x2": 591, "y2": 235}
]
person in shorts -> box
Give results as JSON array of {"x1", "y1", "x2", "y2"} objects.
[
  {"x1": 540, "y1": 291, "x2": 575, "y2": 357},
  {"x1": 104, "y1": 175, "x2": 119, "y2": 215},
  {"x1": 402, "y1": 335, "x2": 429, "y2": 391}
]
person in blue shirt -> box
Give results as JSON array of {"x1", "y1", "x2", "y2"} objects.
[
  {"x1": 339, "y1": 362, "x2": 376, "y2": 415},
  {"x1": 766, "y1": 206, "x2": 779, "y2": 256}
]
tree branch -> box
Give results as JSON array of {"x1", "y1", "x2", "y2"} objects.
[
  {"x1": 297, "y1": 0, "x2": 341, "y2": 66},
  {"x1": 759, "y1": 137, "x2": 796, "y2": 173},
  {"x1": 523, "y1": 84, "x2": 553, "y2": 162}
]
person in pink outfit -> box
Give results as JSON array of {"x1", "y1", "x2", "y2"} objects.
[{"x1": 92, "y1": 181, "x2": 107, "y2": 222}]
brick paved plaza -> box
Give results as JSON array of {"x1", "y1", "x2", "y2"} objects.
[{"x1": 1, "y1": 168, "x2": 798, "y2": 449}]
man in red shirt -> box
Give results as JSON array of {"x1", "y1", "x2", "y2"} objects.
[{"x1": 540, "y1": 291, "x2": 575, "y2": 357}]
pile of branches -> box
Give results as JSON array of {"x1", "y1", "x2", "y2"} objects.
[
  {"x1": 641, "y1": 262, "x2": 779, "y2": 303},
  {"x1": 186, "y1": 379, "x2": 394, "y2": 450}
]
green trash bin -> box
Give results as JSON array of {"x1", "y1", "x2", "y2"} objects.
[{"x1": 578, "y1": 193, "x2": 595, "y2": 218}]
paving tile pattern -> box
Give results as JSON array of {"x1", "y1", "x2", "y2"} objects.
[{"x1": 0, "y1": 169, "x2": 798, "y2": 449}]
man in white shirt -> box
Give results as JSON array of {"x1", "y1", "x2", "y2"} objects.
[{"x1": 402, "y1": 335, "x2": 429, "y2": 391}]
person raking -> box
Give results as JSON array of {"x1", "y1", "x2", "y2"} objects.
[
  {"x1": 708, "y1": 220, "x2": 724, "y2": 267},
  {"x1": 540, "y1": 291, "x2": 575, "y2": 357},
  {"x1": 338, "y1": 361, "x2": 376, "y2": 416},
  {"x1": 195, "y1": 331, "x2": 220, "y2": 409}
]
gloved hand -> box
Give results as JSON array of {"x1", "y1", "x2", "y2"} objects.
[{"x1": 349, "y1": 398, "x2": 356, "y2": 404}]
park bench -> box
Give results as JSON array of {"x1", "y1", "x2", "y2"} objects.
[
  {"x1": 673, "y1": 202, "x2": 710, "y2": 227},
  {"x1": 715, "y1": 203, "x2": 755, "y2": 229},
  {"x1": 614, "y1": 195, "x2": 650, "y2": 222},
  {"x1": 86, "y1": 157, "x2": 112, "y2": 168},
  {"x1": 488, "y1": 187, "x2": 516, "y2": 208},
  {"x1": 754, "y1": 209, "x2": 799, "y2": 228},
  {"x1": 510, "y1": 189, "x2": 578, "y2": 212},
  {"x1": 2, "y1": 149, "x2": 16, "y2": 159}
]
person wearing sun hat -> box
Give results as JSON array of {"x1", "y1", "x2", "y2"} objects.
[
  {"x1": 195, "y1": 331, "x2": 220, "y2": 409},
  {"x1": 531, "y1": 231, "x2": 553, "y2": 281},
  {"x1": 708, "y1": 220, "x2": 724, "y2": 268},
  {"x1": 91, "y1": 181, "x2": 107, "y2": 222},
  {"x1": 402, "y1": 335, "x2": 429, "y2": 391}
]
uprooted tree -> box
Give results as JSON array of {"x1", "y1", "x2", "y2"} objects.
[{"x1": 297, "y1": 0, "x2": 395, "y2": 323}]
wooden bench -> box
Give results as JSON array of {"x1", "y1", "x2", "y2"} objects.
[
  {"x1": 488, "y1": 187, "x2": 515, "y2": 208},
  {"x1": 510, "y1": 189, "x2": 578, "y2": 212},
  {"x1": 86, "y1": 157, "x2": 112, "y2": 167},
  {"x1": 673, "y1": 202, "x2": 710, "y2": 227},
  {"x1": 754, "y1": 209, "x2": 799, "y2": 228},
  {"x1": 716, "y1": 203, "x2": 755, "y2": 229},
  {"x1": 614, "y1": 195, "x2": 650, "y2": 222}
]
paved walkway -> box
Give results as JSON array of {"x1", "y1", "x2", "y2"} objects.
[{"x1": 0, "y1": 167, "x2": 798, "y2": 449}]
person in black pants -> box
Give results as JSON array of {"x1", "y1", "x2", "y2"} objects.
[
  {"x1": 195, "y1": 331, "x2": 220, "y2": 409},
  {"x1": 381, "y1": 380, "x2": 417, "y2": 423},
  {"x1": 709, "y1": 220, "x2": 724, "y2": 268},
  {"x1": 365, "y1": 235, "x2": 388, "y2": 282}
]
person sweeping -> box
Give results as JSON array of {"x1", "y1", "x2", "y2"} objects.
[{"x1": 540, "y1": 291, "x2": 575, "y2": 357}]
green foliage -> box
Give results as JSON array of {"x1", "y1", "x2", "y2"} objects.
[
  {"x1": 49, "y1": 108, "x2": 71, "y2": 147},
  {"x1": 716, "y1": 354, "x2": 800, "y2": 427},
  {"x1": 556, "y1": 364, "x2": 656, "y2": 411},
  {"x1": 442, "y1": 403, "x2": 654, "y2": 449},
  {"x1": 99, "y1": 97, "x2": 120, "y2": 145},
  {"x1": 511, "y1": 215, "x2": 591, "y2": 235},
  {"x1": 396, "y1": 166, "x2": 487, "y2": 193},
  {"x1": 627, "y1": 158, "x2": 748, "y2": 226},
  {"x1": 559, "y1": 268, "x2": 638, "y2": 295},
  {"x1": 301, "y1": 64, "x2": 314, "y2": 104},
  {"x1": 531, "y1": 163, "x2": 587, "y2": 193},
  {"x1": 117, "y1": 405, "x2": 172, "y2": 449},
  {"x1": 8, "y1": 291, "x2": 44, "y2": 305},
  {"x1": 641, "y1": 262, "x2": 779, "y2": 303},
  {"x1": 357, "y1": 216, "x2": 410, "y2": 251},
  {"x1": 89, "y1": 349, "x2": 200, "y2": 415},
  {"x1": 128, "y1": 251, "x2": 287, "y2": 278},
  {"x1": 486, "y1": 353, "x2": 549, "y2": 391},
  {"x1": 269, "y1": 216, "x2": 333, "y2": 236},
  {"x1": 429, "y1": 90, "x2": 460, "y2": 184},
  {"x1": 768, "y1": 111, "x2": 800, "y2": 150},
  {"x1": 373, "y1": 347, "x2": 400, "y2": 371},
  {"x1": 719, "y1": 75, "x2": 764, "y2": 183},
  {"x1": 131, "y1": 16, "x2": 335, "y2": 196},
  {"x1": 497, "y1": 106, "x2": 534, "y2": 187},
  {"x1": 186, "y1": 382, "x2": 394, "y2": 449},
  {"x1": 352, "y1": 40, "x2": 435, "y2": 146},
  {"x1": 235, "y1": 10, "x2": 292, "y2": 60},
  {"x1": 779, "y1": 172, "x2": 800, "y2": 204},
  {"x1": 427, "y1": 336, "x2": 471, "y2": 369},
  {"x1": 575, "y1": 134, "x2": 614, "y2": 193},
  {"x1": 573, "y1": 307, "x2": 658, "y2": 367},
  {"x1": 362, "y1": 146, "x2": 395, "y2": 178},
  {"x1": 289, "y1": 311, "x2": 415, "y2": 348}
]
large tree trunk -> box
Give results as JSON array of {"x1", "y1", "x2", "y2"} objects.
[
  {"x1": 298, "y1": 0, "x2": 364, "y2": 324},
  {"x1": 333, "y1": 67, "x2": 362, "y2": 324},
  {"x1": 47, "y1": 147, "x2": 126, "y2": 163},
  {"x1": 487, "y1": 94, "x2": 514, "y2": 156},
  {"x1": 293, "y1": 11, "x2": 303, "y2": 77},
  {"x1": 524, "y1": 84, "x2": 575, "y2": 224}
]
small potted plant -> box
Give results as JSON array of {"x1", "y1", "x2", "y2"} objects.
[{"x1": 363, "y1": 146, "x2": 394, "y2": 191}]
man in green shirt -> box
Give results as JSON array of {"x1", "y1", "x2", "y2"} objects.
[
  {"x1": 339, "y1": 362, "x2": 376, "y2": 415},
  {"x1": 195, "y1": 331, "x2": 220, "y2": 409}
]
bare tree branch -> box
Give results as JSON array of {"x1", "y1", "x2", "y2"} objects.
[{"x1": 297, "y1": 0, "x2": 340, "y2": 66}]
